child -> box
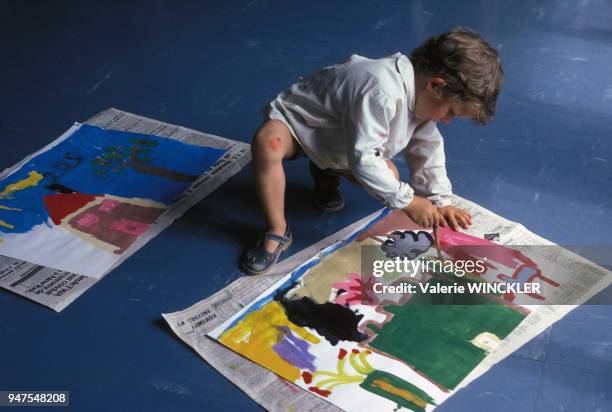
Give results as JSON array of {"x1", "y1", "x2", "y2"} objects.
[{"x1": 241, "y1": 27, "x2": 503, "y2": 275}]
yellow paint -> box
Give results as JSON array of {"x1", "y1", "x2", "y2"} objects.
[
  {"x1": 317, "y1": 373, "x2": 363, "y2": 390},
  {"x1": 0, "y1": 205, "x2": 21, "y2": 211},
  {"x1": 349, "y1": 351, "x2": 374, "y2": 375},
  {"x1": 219, "y1": 301, "x2": 320, "y2": 382},
  {"x1": 371, "y1": 379, "x2": 428, "y2": 409},
  {"x1": 312, "y1": 355, "x2": 364, "y2": 389},
  {"x1": 470, "y1": 332, "x2": 501, "y2": 352},
  {"x1": 0, "y1": 171, "x2": 44, "y2": 199},
  {"x1": 311, "y1": 350, "x2": 373, "y2": 391},
  {"x1": 0, "y1": 220, "x2": 15, "y2": 230}
]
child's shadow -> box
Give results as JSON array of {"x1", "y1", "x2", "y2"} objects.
[{"x1": 182, "y1": 172, "x2": 317, "y2": 252}]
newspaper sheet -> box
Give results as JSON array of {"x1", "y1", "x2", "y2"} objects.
[
  {"x1": 0, "y1": 108, "x2": 250, "y2": 311},
  {"x1": 163, "y1": 195, "x2": 611, "y2": 411}
]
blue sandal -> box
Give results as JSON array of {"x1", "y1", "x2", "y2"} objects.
[{"x1": 241, "y1": 227, "x2": 292, "y2": 275}]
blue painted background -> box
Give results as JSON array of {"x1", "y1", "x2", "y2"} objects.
[
  {"x1": 0, "y1": 1, "x2": 610, "y2": 411},
  {"x1": 0, "y1": 124, "x2": 224, "y2": 235}
]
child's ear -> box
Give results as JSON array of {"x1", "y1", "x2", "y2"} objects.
[{"x1": 427, "y1": 77, "x2": 447, "y2": 91}]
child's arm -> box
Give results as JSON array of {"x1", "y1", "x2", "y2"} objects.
[
  {"x1": 404, "y1": 121, "x2": 452, "y2": 205},
  {"x1": 343, "y1": 89, "x2": 415, "y2": 209},
  {"x1": 404, "y1": 122, "x2": 472, "y2": 229},
  {"x1": 341, "y1": 89, "x2": 442, "y2": 227}
]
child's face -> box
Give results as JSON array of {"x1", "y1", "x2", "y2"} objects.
[{"x1": 414, "y1": 77, "x2": 472, "y2": 124}]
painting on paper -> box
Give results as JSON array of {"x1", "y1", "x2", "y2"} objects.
[
  {"x1": 0, "y1": 124, "x2": 225, "y2": 277},
  {"x1": 209, "y1": 209, "x2": 571, "y2": 412}
]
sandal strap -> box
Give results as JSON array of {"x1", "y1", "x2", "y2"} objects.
[{"x1": 264, "y1": 231, "x2": 290, "y2": 245}]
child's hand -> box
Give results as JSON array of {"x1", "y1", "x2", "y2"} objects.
[
  {"x1": 437, "y1": 206, "x2": 472, "y2": 231},
  {"x1": 403, "y1": 196, "x2": 440, "y2": 228}
]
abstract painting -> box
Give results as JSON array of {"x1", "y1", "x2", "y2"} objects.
[
  {"x1": 0, "y1": 123, "x2": 225, "y2": 277},
  {"x1": 209, "y1": 209, "x2": 572, "y2": 411}
]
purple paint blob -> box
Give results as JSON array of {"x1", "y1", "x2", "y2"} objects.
[{"x1": 272, "y1": 326, "x2": 316, "y2": 371}]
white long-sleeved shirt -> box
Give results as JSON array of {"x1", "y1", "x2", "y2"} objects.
[{"x1": 266, "y1": 53, "x2": 453, "y2": 209}]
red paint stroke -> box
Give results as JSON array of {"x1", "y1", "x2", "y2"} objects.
[
  {"x1": 44, "y1": 193, "x2": 98, "y2": 225},
  {"x1": 302, "y1": 371, "x2": 313, "y2": 384},
  {"x1": 309, "y1": 387, "x2": 331, "y2": 397},
  {"x1": 337, "y1": 348, "x2": 348, "y2": 360},
  {"x1": 351, "y1": 349, "x2": 360, "y2": 354}
]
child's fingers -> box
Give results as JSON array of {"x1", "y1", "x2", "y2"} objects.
[
  {"x1": 437, "y1": 212, "x2": 448, "y2": 228},
  {"x1": 455, "y1": 211, "x2": 468, "y2": 228},
  {"x1": 433, "y1": 213, "x2": 441, "y2": 228},
  {"x1": 417, "y1": 215, "x2": 427, "y2": 228},
  {"x1": 441, "y1": 213, "x2": 448, "y2": 227},
  {"x1": 427, "y1": 214, "x2": 435, "y2": 228},
  {"x1": 422, "y1": 216, "x2": 432, "y2": 228},
  {"x1": 448, "y1": 212, "x2": 460, "y2": 231},
  {"x1": 459, "y1": 209, "x2": 473, "y2": 224},
  {"x1": 457, "y1": 214, "x2": 469, "y2": 229}
]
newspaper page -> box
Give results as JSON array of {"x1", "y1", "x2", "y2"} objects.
[
  {"x1": 163, "y1": 195, "x2": 611, "y2": 411},
  {"x1": 0, "y1": 108, "x2": 250, "y2": 311},
  {"x1": 442, "y1": 197, "x2": 611, "y2": 392}
]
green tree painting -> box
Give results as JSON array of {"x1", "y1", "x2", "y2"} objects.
[{"x1": 91, "y1": 137, "x2": 199, "y2": 182}]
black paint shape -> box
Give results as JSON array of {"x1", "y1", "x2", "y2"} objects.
[
  {"x1": 45, "y1": 183, "x2": 76, "y2": 194},
  {"x1": 381, "y1": 230, "x2": 433, "y2": 259},
  {"x1": 275, "y1": 288, "x2": 367, "y2": 346}
]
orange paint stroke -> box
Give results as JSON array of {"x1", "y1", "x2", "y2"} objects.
[{"x1": 371, "y1": 378, "x2": 428, "y2": 409}]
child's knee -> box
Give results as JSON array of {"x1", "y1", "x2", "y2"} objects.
[
  {"x1": 385, "y1": 159, "x2": 400, "y2": 180},
  {"x1": 252, "y1": 132, "x2": 285, "y2": 162}
]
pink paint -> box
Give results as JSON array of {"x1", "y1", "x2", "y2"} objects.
[
  {"x1": 75, "y1": 213, "x2": 100, "y2": 228},
  {"x1": 99, "y1": 199, "x2": 120, "y2": 212},
  {"x1": 437, "y1": 228, "x2": 561, "y2": 302},
  {"x1": 438, "y1": 227, "x2": 538, "y2": 269},
  {"x1": 332, "y1": 273, "x2": 364, "y2": 306},
  {"x1": 110, "y1": 218, "x2": 150, "y2": 236}
]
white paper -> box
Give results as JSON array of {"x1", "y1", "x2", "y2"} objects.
[
  {"x1": 166, "y1": 196, "x2": 611, "y2": 412},
  {"x1": 0, "y1": 108, "x2": 250, "y2": 311}
]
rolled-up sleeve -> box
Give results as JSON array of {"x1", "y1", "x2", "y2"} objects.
[
  {"x1": 403, "y1": 121, "x2": 453, "y2": 206},
  {"x1": 343, "y1": 89, "x2": 415, "y2": 209}
]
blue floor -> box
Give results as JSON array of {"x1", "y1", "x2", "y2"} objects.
[{"x1": 1, "y1": 1, "x2": 611, "y2": 411}]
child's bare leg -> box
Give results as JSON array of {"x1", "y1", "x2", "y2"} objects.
[{"x1": 251, "y1": 120, "x2": 297, "y2": 252}]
